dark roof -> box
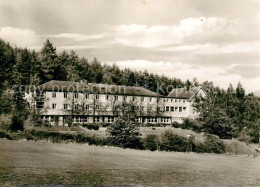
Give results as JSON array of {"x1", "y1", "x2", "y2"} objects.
[
  {"x1": 167, "y1": 86, "x2": 202, "y2": 99},
  {"x1": 38, "y1": 80, "x2": 161, "y2": 97}
]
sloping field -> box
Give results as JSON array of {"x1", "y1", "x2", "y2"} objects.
[{"x1": 0, "y1": 140, "x2": 259, "y2": 186}]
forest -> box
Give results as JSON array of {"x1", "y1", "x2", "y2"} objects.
[{"x1": 0, "y1": 39, "x2": 259, "y2": 143}]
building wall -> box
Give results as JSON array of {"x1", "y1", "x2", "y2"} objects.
[{"x1": 26, "y1": 90, "x2": 200, "y2": 125}]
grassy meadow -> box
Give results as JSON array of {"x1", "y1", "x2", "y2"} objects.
[{"x1": 0, "y1": 139, "x2": 259, "y2": 186}]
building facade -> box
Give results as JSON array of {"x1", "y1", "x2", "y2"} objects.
[{"x1": 25, "y1": 80, "x2": 206, "y2": 125}]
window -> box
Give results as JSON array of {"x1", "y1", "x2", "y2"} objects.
[
  {"x1": 75, "y1": 117, "x2": 80, "y2": 123},
  {"x1": 115, "y1": 95, "x2": 118, "y2": 101},
  {"x1": 147, "y1": 118, "x2": 157, "y2": 123},
  {"x1": 165, "y1": 106, "x2": 170, "y2": 111},
  {"x1": 64, "y1": 104, "x2": 68, "y2": 109},
  {"x1": 106, "y1": 95, "x2": 109, "y2": 100},
  {"x1": 96, "y1": 94, "x2": 99, "y2": 100},
  {"x1": 123, "y1": 96, "x2": 127, "y2": 101},
  {"x1": 141, "y1": 97, "x2": 144, "y2": 101},
  {"x1": 86, "y1": 94, "x2": 89, "y2": 99},
  {"x1": 74, "y1": 104, "x2": 79, "y2": 109},
  {"x1": 95, "y1": 105, "x2": 100, "y2": 109},
  {"x1": 183, "y1": 107, "x2": 187, "y2": 111},
  {"x1": 132, "y1": 96, "x2": 136, "y2": 101},
  {"x1": 179, "y1": 107, "x2": 182, "y2": 112},
  {"x1": 52, "y1": 92, "x2": 56, "y2": 98},
  {"x1": 171, "y1": 99, "x2": 173, "y2": 102},
  {"x1": 149, "y1": 97, "x2": 152, "y2": 102},
  {"x1": 64, "y1": 93, "x2": 68, "y2": 98},
  {"x1": 108, "y1": 117, "x2": 114, "y2": 123},
  {"x1": 179, "y1": 99, "x2": 181, "y2": 102},
  {"x1": 183, "y1": 100, "x2": 185, "y2": 103},
  {"x1": 74, "y1": 93, "x2": 78, "y2": 98},
  {"x1": 164, "y1": 98, "x2": 168, "y2": 102},
  {"x1": 82, "y1": 117, "x2": 87, "y2": 123},
  {"x1": 86, "y1": 105, "x2": 90, "y2": 110},
  {"x1": 175, "y1": 99, "x2": 177, "y2": 102},
  {"x1": 94, "y1": 117, "x2": 100, "y2": 123},
  {"x1": 162, "y1": 118, "x2": 169, "y2": 123},
  {"x1": 170, "y1": 107, "x2": 174, "y2": 112},
  {"x1": 52, "y1": 103, "x2": 56, "y2": 109}
]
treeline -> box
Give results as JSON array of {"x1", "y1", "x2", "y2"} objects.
[
  {"x1": 0, "y1": 38, "x2": 259, "y2": 144},
  {"x1": 190, "y1": 83, "x2": 260, "y2": 143},
  {"x1": 0, "y1": 39, "x2": 187, "y2": 95}
]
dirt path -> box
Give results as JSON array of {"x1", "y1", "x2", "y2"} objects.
[{"x1": 0, "y1": 139, "x2": 259, "y2": 186}]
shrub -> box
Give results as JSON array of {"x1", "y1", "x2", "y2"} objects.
[
  {"x1": 0, "y1": 130, "x2": 12, "y2": 140},
  {"x1": 82, "y1": 123, "x2": 99, "y2": 130},
  {"x1": 145, "y1": 123, "x2": 167, "y2": 127},
  {"x1": 194, "y1": 134, "x2": 225, "y2": 154},
  {"x1": 182, "y1": 118, "x2": 202, "y2": 132},
  {"x1": 143, "y1": 134, "x2": 159, "y2": 151},
  {"x1": 159, "y1": 131, "x2": 192, "y2": 152},
  {"x1": 75, "y1": 134, "x2": 108, "y2": 146},
  {"x1": 107, "y1": 116, "x2": 143, "y2": 149},
  {"x1": 102, "y1": 123, "x2": 110, "y2": 127},
  {"x1": 0, "y1": 114, "x2": 12, "y2": 130},
  {"x1": 42, "y1": 120, "x2": 51, "y2": 127},
  {"x1": 10, "y1": 115, "x2": 24, "y2": 131},
  {"x1": 171, "y1": 121, "x2": 181, "y2": 128},
  {"x1": 26, "y1": 129, "x2": 108, "y2": 145}
]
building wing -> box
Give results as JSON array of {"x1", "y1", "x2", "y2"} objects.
[
  {"x1": 167, "y1": 86, "x2": 205, "y2": 100},
  {"x1": 38, "y1": 80, "x2": 162, "y2": 97}
]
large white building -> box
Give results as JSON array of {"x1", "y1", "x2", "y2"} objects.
[{"x1": 25, "y1": 80, "x2": 206, "y2": 125}]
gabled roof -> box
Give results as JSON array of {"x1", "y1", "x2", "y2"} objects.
[
  {"x1": 167, "y1": 86, "x2": 203, "y2": 100},
  {"x1": 38, "y1": 80, "x2": 161, "y2": 97}
]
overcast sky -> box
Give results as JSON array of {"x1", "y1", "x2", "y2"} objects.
[{"x1": 0, "y1": 0, "x2": 259, "y2": 92}]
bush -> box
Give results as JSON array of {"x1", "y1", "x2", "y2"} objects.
[
  {"x1": 182, "y1": 118, "x2": 202, "y2": 132},
  {"x1": 0, "y1": 130, "x2": 12, "y2": 140},
  {"x1": 102, "y1": 123, "x2": 110, "y2": 127},
  {"x1": 171, "y1": 121, "x2": 181, "y2": 128},
  {"x1": 82, "y1": 123, "x2": 99, "y2": 130},
  {"x1": 10, "y1": 115, "x2": 24, "y2": 131},
  {"x1": 145, "y1": 123, "x2": 167, "y2": 127},
  {"x1": 194, "y1": 134, "x2": 225, "y2": 154},
  {"x1": 159, "y1": 131, "x2": 192, "y2": 152},
  {"x1": 107, "y1": 116, "x2": 143, "y2": 149},
  {"x1": 143, "y1": 134, "x2": 159, "y2": 151},
  {"x1": 75, "y1": 133, "x2": 108, "y2": 145},
  {"x1": 25, "y1": 129, "x2": 108, "y2": 145},
  {"x1": 0, "y1": 114, "x2": 12, "y2": 130}
]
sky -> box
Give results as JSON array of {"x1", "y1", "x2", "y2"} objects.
[{"x1": 0, "y1": 0, "x2": 259, "y2": 92}]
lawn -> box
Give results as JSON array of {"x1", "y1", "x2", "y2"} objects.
[{"x1": 0, "y1": 139, "x2": 259, "y2": 186}]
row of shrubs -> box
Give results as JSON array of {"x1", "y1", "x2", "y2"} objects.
[
  {"x1": 0, "y1": 128, "x2": 225, "y2": 154},
  {"x1": 143, "y1": 132, "x2": 226, "y2": 154},
  {"x1": 171, "y1": 119, "x2": 202, "y2": 133},
  {"x1": 6, "y1": 129, "x2": 108, "y2": 145},
  {"x1": 82, "y1": 123, "x2": 100, "y2": 130}
]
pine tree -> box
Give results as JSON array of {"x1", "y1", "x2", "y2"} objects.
[
  {"x1": 236, "y1": 82, "x2": 245, "y2": 99},
  {"x1": 39, "y1": 39, "x2": 58, "y2": 83}
]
